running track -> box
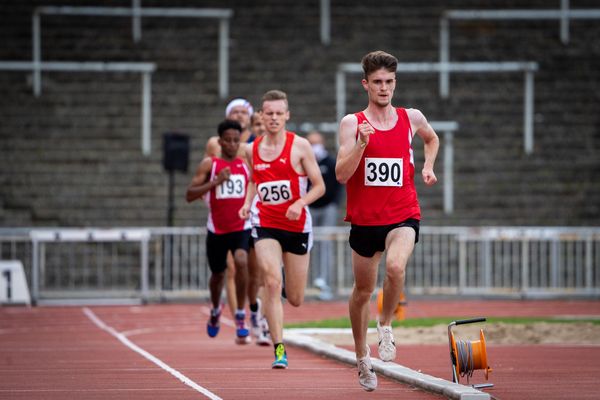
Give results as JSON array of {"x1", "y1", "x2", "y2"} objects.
[{"x1": 1, "y1": 299, "x2": 599, "y2": 399}]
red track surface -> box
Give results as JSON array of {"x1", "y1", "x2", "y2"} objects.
[{"x1": 1, "y1": 299, "x2": 599, "y2": 399}]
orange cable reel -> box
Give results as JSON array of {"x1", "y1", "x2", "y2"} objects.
[{"x1": 448, "y1": 317, "x2": 493, "y2": 390}]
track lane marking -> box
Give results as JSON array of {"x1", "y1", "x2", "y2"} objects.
[{"x1": 82, "y1": 307, "x2": 222, "y2": 400}]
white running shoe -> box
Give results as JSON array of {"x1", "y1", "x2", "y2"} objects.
[
  {"x1": 256, "y1": 316, "x2": 271, "y2": 346},
  {"x1": 250, "y1": 312, "x2": 261, "y2": 340},
  {"x1": 377, "y1": 320, "x2": 396, "y2": 362},
  {"x1": 357, "y1": 346, "x2": 377, "y2": 392},
  {"x1": 251, "y1": 299, "x2": 271, "y2": 346}
]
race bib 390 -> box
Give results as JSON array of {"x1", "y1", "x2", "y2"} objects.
[{"x1": 364, "y1": 157, "x2": 403, "y2": 187}]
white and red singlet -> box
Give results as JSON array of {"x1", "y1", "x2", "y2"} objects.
[{"x1": 251, "y1": 132, "x2": 311, "y2": 233}]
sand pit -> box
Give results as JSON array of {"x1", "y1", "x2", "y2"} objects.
[{"x1": 309, "y1": 322, "x2": 600, "y2": 346}]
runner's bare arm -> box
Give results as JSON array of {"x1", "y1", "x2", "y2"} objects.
[
  {"x1": 239, "y1": 142, "x2": 255, "y2": 220},
  {"x1": 204, "y1": 136, "x2": 220, "y2": 158},
  {"x1": 285, "y1": 138, "x2": 325, "y2": 221},
  {"x1": 238, "y1": 142, "x2": 250, "y2": 164},
  {"x1": 186, "y1": 157, "x2": 216, "y2": 202},
  {"x1": 239, "y1": 179, "x2": 256, "y2": 220},
  {"x1": 335, "y1": 114, "x2": 370, "y2": 184},
  {"x1": 408, "y1": 108, "x2": 439, "y2": 186}
]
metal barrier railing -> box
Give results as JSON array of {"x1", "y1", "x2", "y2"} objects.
[
  {"x1": 1, "y1": 226, "x2": 598, "y2": 304},
  {"x1": 32, "y1": 5, "x2": 233, "y2": 99},
  {"x1": 0, "y1": 61, "x2": 155, "y2": 156}
]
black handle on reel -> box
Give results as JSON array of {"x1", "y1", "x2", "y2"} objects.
[{"x1": 453, "y1": 317, "x2": 486, "y2": 326}]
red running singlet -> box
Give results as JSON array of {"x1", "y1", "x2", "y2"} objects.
[
  {"x1": 345, "y1": 108, "x2": 421, "y2": 226},
  {"x1": 251, "y1": 132, "x2": 311, "y2": 233},
  {"x1": 204, "y1": 157, "x2": 251, "y2": 234}
]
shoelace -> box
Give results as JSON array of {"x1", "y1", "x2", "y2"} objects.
[
  {"x1": 209, "y1": 310, "x2": 220, "y2": 325},
  {"x1": 275, "y1": 344, "x2": 286, "y2": 360},
  {"x1": 381, "y1": 327, "x2": 395, "y2": 343},
  {"x1": 358, "y1": 358, "x2": 374, "y2": 377}
]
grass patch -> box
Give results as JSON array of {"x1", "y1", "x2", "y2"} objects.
[{"x1": 285, "y1": 316, "x2": 600, "y2": 329}]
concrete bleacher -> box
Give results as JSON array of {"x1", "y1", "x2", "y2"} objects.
[{"x1": 0, "y1": 0, "x2": 598, "y2": 228}]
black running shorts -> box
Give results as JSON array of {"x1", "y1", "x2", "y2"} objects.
[
  {"x1": 252, "y1": 227, "x2": 312, "y2": 255},
  {"x1": 206, "y1": 229, "x2": 251, "y2": 274},
  {"x1": 349, "y1": 219, "x2": 420, "y2": 258}
]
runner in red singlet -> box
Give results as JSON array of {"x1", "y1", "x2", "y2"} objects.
[
  {"x1": 203, "y1": 100, "x2": 271, "y2": 346},
  {"x1": 239, "y1": 90, "x2": 325, "y2": 369},
  {"x1": 336, "y1": 51, "x2": 440, "y2": 391},
  {"x1": 186, "y1": 120, "x2": 252, "y2": 344}
]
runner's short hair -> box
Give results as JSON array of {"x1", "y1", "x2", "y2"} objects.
[
  {"x1": 262, "y1": 89, "x2": 288, "y2": 105},
  {"x1": 217, "y1": 119, "x2": 242, "y2": 137},
  {"x1": 361, "y1": 51, "x2": 398, "y2": 79}
]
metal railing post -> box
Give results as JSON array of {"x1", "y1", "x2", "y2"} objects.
[
  {"x1": 521, "y1": 239, "x2": 529, "y2": 294},
  {"x1": 31, "y1": 239, "x2": 39, "y2": 304},
  {"x1": 458, "y1": 237, "x2": 467, "y2": 294},
  {"x1": 141, "y1": 237, "x2": 149, "y2": 303},
  {"x1": 219, "y1": 18, "x2": 229, "y2": 99},
  {"x1": 440, "y1": 17, "x2": 450, "y2": 98},
  {"x1": 443, "y1": 130, "x2": 454, "y2": 214},
  {"x1": 132, "y1": 0, "x2": 142, "y2": 42},
  {"x1": 585, "y1": 234, "x2": 593, "y2": 292},
  {"x1": 336, "y1": 233, "x2": 345, "y2": 295},
  {"x1": 551, "y1": 240, "x2": 560, "y2": 288},
  {"x1": 320, "y1": 0, "x2": 331, "y2": 45},
  {"x1": 524, "y1": 70, "x2": 535, "y2": 154},
  {"x1": 336, "y1": 69, "x2": 346, "y2": 124},
  {"x1": 560, "y1": 0, "x2": 570, "y2": 44},
  {"x1": 142, "y1": 71, "x2": 152, "y2": 156},
  {"x1": 32, "y1": 10, "x2": 41, "y2": 97}
]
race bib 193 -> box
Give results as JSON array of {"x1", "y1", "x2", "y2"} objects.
[
  {"x1": 257, "y1": 180, "x2": 292, "y2": 205},
  {"x1": 364, "y1": 157, "x2": 403, "y2": 187},
  {"x1": 216, "y1": 174, "x2": 246, "y2": 199}
]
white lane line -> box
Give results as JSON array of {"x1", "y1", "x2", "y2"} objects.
[
  {"x1": 82, "y1": 307, "x2": 222, "y2": 400},
  {"x1": 287, "y1": 327, "x2": 377, "y2": 335},
  {"x1": 120, "y1": 306, "x2": 235, "y2": 338}
]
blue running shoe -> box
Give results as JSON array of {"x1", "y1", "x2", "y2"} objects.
[
  {"x1": 272, "y1": 343, "x2": 288, "y2": 369},
  {"x1": 207, "y1": 308, "x2": 221, "y2": 338},
  {"x1": 235, "y1": 311, "x2": 250, "y2": 344}
]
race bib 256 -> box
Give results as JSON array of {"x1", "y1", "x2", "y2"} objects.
[{"x1": 257, "y1": 180, "x2": 292, "y2": 205}]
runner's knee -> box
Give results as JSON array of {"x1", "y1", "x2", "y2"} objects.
[
  {"x1": 286, "y1": 294, "x2": 303, "y2": 307},
  {"x1": 263, "y1": 273, "x2": 282, "y2": 294},
  {"x1": 385, "y1": 260, "x2": 405, "y2": 282},
  {"x1": 352, "y1": 284, "x2": 374, "y2": 303}
]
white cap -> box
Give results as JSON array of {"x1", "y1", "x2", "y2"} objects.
[{"x1": 225, "y1": 98, "x2": 254, "y2": 117}]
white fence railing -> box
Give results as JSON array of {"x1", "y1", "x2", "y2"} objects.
[{"x1": 1, "y1": 227, "x2": 599, "y2": 304}]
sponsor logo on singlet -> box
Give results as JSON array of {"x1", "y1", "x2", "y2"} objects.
[{"x1": 255, "y1": 163, "x2": 271, "y2": 171}]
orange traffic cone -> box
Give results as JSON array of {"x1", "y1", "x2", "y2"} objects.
[{"x1": 376, "y1": 289, "x2": 407, "y2": 321}]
